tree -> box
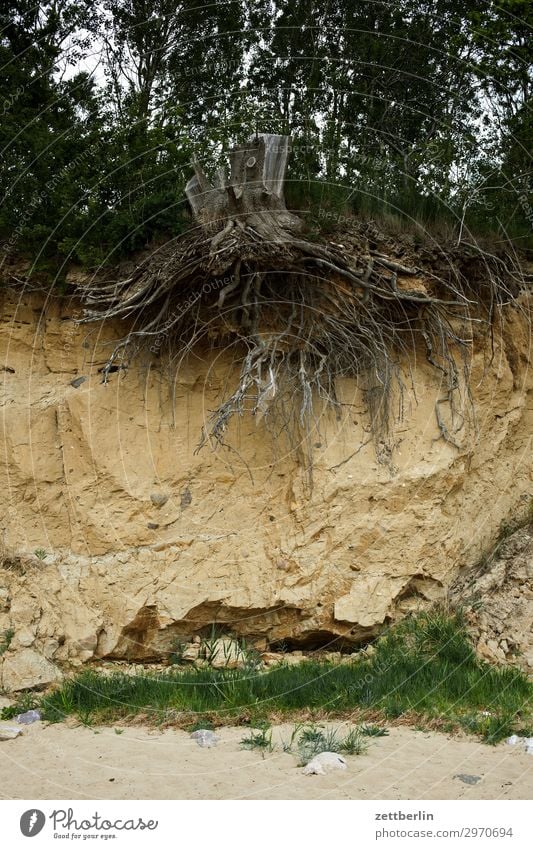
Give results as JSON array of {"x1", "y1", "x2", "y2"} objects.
[
  {"x1": 0, "y1": 1, "x2": 102, "y2": 259},
  {"x1": 1, "y1": 0, "x2": 531, "y2": 265}
]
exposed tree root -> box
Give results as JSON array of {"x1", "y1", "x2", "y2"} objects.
[{"x1": 77, "y1": 135, "x2": 524, "y2": 470}]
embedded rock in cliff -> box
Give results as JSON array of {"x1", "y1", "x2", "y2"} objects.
[
  {"x1": 1, "y1": 649, "x2": 63, "y2": 692},
  {"x1": 0, "y1": 288, "x2": 532, "y2": 689}
]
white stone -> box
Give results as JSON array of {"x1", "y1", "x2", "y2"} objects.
[
  {"x1": 190, "y1": 729, "x2": 219, "y2": 748},
  {"x1": 0, "y1": 726, "x2": 22, "y2": 740},
  {"x1": 303, "y1": 752, "x2": 347, "y2": 775},
  {"x1": 209, "y1": 639, "x2": 244, "y2": 669}
]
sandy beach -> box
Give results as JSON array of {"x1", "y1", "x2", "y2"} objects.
[{"x1": 0, "y1": 721, "x2": 531, "y2": 800}]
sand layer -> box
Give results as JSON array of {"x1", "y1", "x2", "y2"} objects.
[{"x1": 0, "y1": 721, "x2": 531, "y2": 800}]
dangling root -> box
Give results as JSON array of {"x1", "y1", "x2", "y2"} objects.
[{"x1": 76, "y1": 136, "x2": 523, "y2": 467}]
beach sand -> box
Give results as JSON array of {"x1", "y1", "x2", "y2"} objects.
[{"x1": 0, "y1": 720, "x2": 531, "y2": 800}]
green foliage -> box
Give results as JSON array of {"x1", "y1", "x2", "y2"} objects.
[
  {"x1": 169, "y1": 638, "x2": 188, "y2": 666},
  {"x1": 296, "y1": 724, "x2": 343, "y2": 763},
  {"x1": 34, "y1": 611, "x2": 532, "y2": 744},
  {"x1": 338, "y1": 727, "x2": 368, "y2": 755},
  {"x1": 458, "y1": 712, "x2": 520, "y2": 745},
  {"x1": 240, "y1": 725, "x2": 273, "y2": 753},
  {"x1": 239, "y1": 723, "x2": 368, "y2": 762},
  {"x1": 293, "y1": 723, "x2": 368, "y2": 762},
  {"x1": 380, "y1": 609, "x2": 478, "y2": 667},
  {"x1": 360, "y1": 724, "x2": 389, "y2": 738},
  {"x1": 0, "y1": 690, "x2": 37, "y2": 719},
  {"x1": 1, "y1": 0, "x2": 531, "y2": 267},
  {"x1": 0, "y1": 628, "x2": 14, "y2": 656}
]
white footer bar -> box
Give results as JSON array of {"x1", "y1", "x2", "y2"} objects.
[{"x1": 1, "y1": 799, "x2": 530, "y2": 848}]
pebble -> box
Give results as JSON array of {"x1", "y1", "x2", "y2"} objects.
[
  {"x1": 454, "y1": 774, "x2": 481, "y2": 785},
  {"x1": 70, "y1": 376, "x2": 86, "y2": 388},
  {"x1": 0, "y1": 727, "x2": 23, "y2": 740},
  {"x1": 190, "y1": 729, "x2": 219, "y2": 748},
  {"x1": 16, "y1": 710, "x2": 41, "y2": 725}
]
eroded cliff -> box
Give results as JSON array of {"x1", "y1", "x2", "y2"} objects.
[{"x1": 0, "y1": 287, "x2": 531, "y2": 690}]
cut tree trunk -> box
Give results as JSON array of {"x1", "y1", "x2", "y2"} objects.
[{"x1": 186, "y1": 134, "x2": 302, "y2": 240}]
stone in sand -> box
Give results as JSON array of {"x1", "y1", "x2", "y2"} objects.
[
  {"x1": 0, "y1": 727, "x2": 23, "y2": 740},
  {"x1": 454, "y1": 774, "x2": 481, "y2": 785},
  {"x1": 303, "y1": 752, "x2": 347, "y2": 775},
  {"x1": 190, "y1": 729, "x2": 219, "y2": 748},
  {"x1": 16, "y1": 709, "x2": 41, "y2": 724}
]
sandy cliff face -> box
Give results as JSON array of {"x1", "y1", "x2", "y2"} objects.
[
  {"x1": 451, "y1": 523, "x2": 533, "y2": 670},
  {"x1": 0, "y1": 288, "x2": 531, "y2": 689}
]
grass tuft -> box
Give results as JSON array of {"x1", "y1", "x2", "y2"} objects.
[
  {"x1": 240, "y1": 725, "x2": 273, "y2": 753},
  {"x1": 297, "y1": 724, "x2": 343, "y2": 763},
  {"x1": 338, "y1": 727, "x2": 368, "y2": 755},
  {"x1": 5, "y1": 611, "x2": 529, "y2": 743},
  {"x1": 360, "y1": 724, "x2": 389, "y2": 738}
]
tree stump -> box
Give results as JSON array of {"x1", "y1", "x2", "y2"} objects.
[{"x1": 185, "y1": 134, "x2": 302, "y2": 239}]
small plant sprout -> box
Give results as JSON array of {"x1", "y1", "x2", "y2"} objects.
[
  {"x1": 202, "y1": 625, "x2": 222, "y2": 664},
  {"x1": 295, "y1": 725, "x2": 370, "y2": 764},
  {"x1": 297, "y1": 725, "x2": 343, "y2": 765},
  {"x1": 0, "y1": 628, "x2": 14, "y2": 656},
  {"x1": 360, "y1": 724, "x2": 389, "y2": 738},
  {"x1": 339, "y1": 728, "x2": 368, "y2": 755},
  {"x1": 34, "y1": 548, "x2": 47, "y2": 561},
  {"x1": 240, "y1": 726, "x2": 273, "y2": 753},
  {"x1": 281, "y1": 723, "x2": 302, "y2": 753}
]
